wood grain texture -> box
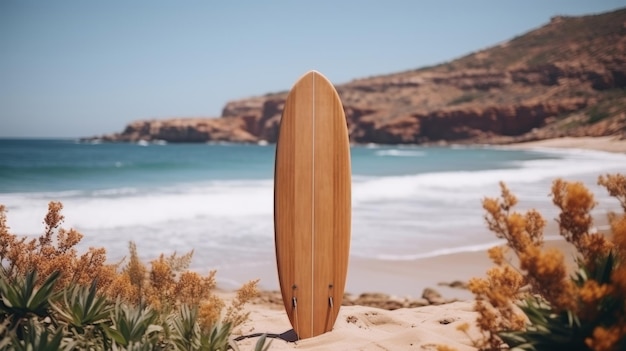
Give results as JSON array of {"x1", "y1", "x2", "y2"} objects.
[{"x1": 274, "y1": 71, "x2": 351, "y2": 339}]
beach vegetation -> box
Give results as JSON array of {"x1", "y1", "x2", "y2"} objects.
[
  {"x1": 448, "y1": 92, "x2": 482, "y2": 106},
  {"x1": 464, "y1": 173, "x2": 626, "y2": 351},
  {"x1": 0, "y1": 202, "x2": 269, "y2": 350},
  {"x1": 587, "y1": 105, "x2": 610, "y2": 124}
]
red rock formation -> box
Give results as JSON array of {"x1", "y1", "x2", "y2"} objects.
[
  {"x1": 99, "y1": 118, "x2": 257, "y2": 143},
  {"x1": 91, "y1": 8, "x2": 626, "y2": 144}
]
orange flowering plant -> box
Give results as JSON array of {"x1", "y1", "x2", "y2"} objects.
[
  {"x1": 0, "y1": 202, "x2": 267, "y2": 350},
  {"x1": 468, "y1": 174, "x2": 626, "y2": 351}
]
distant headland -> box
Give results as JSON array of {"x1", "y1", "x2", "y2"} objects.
[{"x1": 84, "y1": 8, "x2": 626, "y2": 146}]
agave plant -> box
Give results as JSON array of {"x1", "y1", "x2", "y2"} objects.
[
  {"x1": 51, "y1": 280, "x2": 112, "y2": 348},
  {"x1": 499, "y1": 297, "x2": 582, "y2": 351},
  {"x1": 201, "y1": 322, "x2": 233, "y2": 351},
  {"x1": 5, "y1": 319, "x2": 72, "y2": 351},
  {"x1": 166, "y1": 304, "x2": 272, "y2": 351},
  {"x1": 53, "y1": 280, "x2": 111, "y2": 327},
  {"x1": 168, "y1": 304, "x2": 202, "y2": 350},
  {"x1": 0, "y1": 270, "x2": 60, "y2": 330},
  {"x1": 167, "y1": 304, "x2": 234, "y2": 351},
  {"x1": 104, "y1": 301, "x2": 162, "y2": 349}
]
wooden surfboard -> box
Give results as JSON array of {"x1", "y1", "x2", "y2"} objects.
[{"x1": 274, "y1": 71, "x2": 351, "y2": 339}]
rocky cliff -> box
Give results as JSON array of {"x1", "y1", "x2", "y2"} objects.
[
  {"x1": 92, "y1": 8, "x2": 626, "y2": 144},
  {"x1": 96, "y1": 117, "x2": 257, "y2": 143}
]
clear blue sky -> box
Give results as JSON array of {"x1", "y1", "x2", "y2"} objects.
[{"x1": 1, "y1": 0, "x2": 624, "y2": 138}]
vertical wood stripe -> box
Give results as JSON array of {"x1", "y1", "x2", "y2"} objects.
[{"x1": 310, "y1": 72, "x2": 315, "y2": 337}]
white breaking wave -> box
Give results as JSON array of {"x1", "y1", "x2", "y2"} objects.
[
  {"x1": 369, "y1": 235, "x2": 567, "y2": 261},
  {"x1": 375, "y1": 149, "x2": 426, "y2": 157},
  {"x1": 0, "y1": 180, "x2": 274, "y2": 235},
  {"x1": 353, "y1": 148, "x2": 626, "y2": 204},
  {"x1": 373, "y1": 240, "x2": 507, "y2": 260}
]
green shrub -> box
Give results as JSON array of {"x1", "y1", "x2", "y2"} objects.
[
  {"x1": 448, "y1": 93, "x2": 480, "y2": 106},
  {"x1": 587, "y1": 106, "x2": 610, "y2": 124}
]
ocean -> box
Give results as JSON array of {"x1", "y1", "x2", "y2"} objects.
[{"x1": 1, "y1": 138, "x2": 625, "y2": 290}]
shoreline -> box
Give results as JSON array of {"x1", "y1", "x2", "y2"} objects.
[
  {"x1": 218, "y1": 236, "x2": 579, "y2": 300},
  {"x1": 504, "y1": 135, "x2": 626, "y2": 154}
]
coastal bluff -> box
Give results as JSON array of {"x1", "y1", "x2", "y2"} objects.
[{"x1": 89, "y1": 8, "x2": 626, "y2": 145}]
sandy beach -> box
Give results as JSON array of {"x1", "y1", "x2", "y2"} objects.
[
  {"x1": 220, "y1": 136, "x2": 625, "y2": 351},
  {"x1": 227, "y1": 240, "x2": 578, "y2": 350},
  {"x1": 507, "y1": 135, "x2": 626, "y2": 154},
  {"x1": 232, "y1": 300, "x2": 482, "y2": 350}
]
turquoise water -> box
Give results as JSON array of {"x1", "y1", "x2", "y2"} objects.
[
  {"x1": 0, "y1": 139, "x2": 551, "y2": 193},
  {"x1": 1, "y1": 138, "x2": 625, "y2": 290},
  {"x1": 0, "y1": 139, "x2": 274, "y2": 192}
]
